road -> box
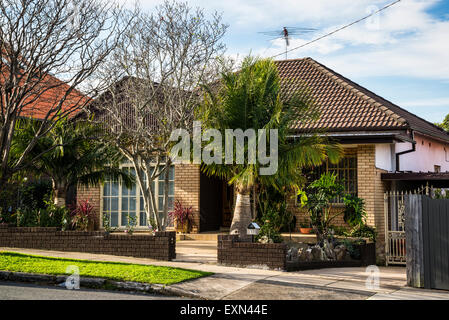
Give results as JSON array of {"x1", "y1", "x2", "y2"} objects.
[{"x1": 0, "y1": 281, "x2": 186, "y2": 300}]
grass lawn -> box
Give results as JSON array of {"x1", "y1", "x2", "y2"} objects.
[{"x1": 0, "y1": 251, "x2": 212, "y2": 285}]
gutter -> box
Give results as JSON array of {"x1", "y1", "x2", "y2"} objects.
[{"x1": 395, "y1": 130, "x2": 416, "y2": 171}]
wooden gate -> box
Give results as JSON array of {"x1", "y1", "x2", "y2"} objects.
[{"x1": 405, "y1": 194, "x2": 449, "y2": 290}]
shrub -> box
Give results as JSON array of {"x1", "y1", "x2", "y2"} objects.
[
  {"x1": 343, "y1": 194, "x2": 367, "y2": 227},
  {"x1": 168, "y1": 201, "x2": 193, "y2": 231},
  {"x1": 298, "y1": 173, "x2": 345, "y2": 242},
  {"x1": 255, "y1": 207, "x2": 284, "y2": 243},
  {"x1": 70, "y1": 199, "x2": 95, "y2": 231}
]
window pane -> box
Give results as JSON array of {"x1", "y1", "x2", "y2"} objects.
[
  {"x1": 110, "y1": 198, "x2": 118, "y2": 211},
  {"x1": 121, "y1": 213, "x2": 129, "y2": 226},
  {"x1": 158, "y1": 196, "x2": 164, "y2": 210},
  {"x1": 104, "y1": 183, "x2": 110, "y2": 196},
  {"x1": 129, "y1": 197, "x2": 136, "y2": 211},
  {"x1": 140, "y1": 212, "x2": 147, "y2": 226},
  {"x1": 169, "y1": 182, "x2": 174, "y2": 195},
  {"x1": 103, "y1": 198, "x2": 110, "y2": 211},
  {"x1": 110, "y1": 212, "x2": 118, "y2": 227},
  {"x1": 111, "y1": 182, "x2": 119, "y2": 196},
  {"x1": 121, "y1": 198, "x2": 128, "y2": 211},
  {"x1": 158, "y1": 181, "x2": 164, "y2": 196},
  {"x1": 169, "y1": 166, "x2": 175, "y2": 180}
]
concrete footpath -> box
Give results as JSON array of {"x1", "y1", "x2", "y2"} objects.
[{"x1": 2, "y1": 246, "x2": 449, "y2": 300}]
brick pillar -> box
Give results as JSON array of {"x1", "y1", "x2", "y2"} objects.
[
  {"x1": 357, "y1": 145, "x2": 387, "y2": 263},
  {"x1": 174, "y1": 164, "x2": 201, "y2": 233}
]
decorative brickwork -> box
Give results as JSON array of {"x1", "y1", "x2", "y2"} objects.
[
  {"x1": 0, "y1": 225, "x2": 176, "y2": 261},
  {"x1": 217, "y1": 235, "x2": 287, "y2": 270}
]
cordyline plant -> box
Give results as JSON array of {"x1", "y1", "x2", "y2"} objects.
[
  {"x1": 168, "y1": 201, "x2": 193, "y2": 231},
  {"x1": 70, "y1": 199, "x2": 95, "y2": 231}
]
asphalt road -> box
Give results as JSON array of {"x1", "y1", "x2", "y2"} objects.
[{"x1": 0, "y1": 281, "x2": 186, "y2": 300}]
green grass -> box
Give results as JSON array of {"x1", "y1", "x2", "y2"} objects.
[{"x1": 0, "y1": 251, "x2": 212, "y2": 285}]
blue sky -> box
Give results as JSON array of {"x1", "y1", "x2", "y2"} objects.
[{"x1": 136, "y1": 0, "x2": 449, "y2": 123}]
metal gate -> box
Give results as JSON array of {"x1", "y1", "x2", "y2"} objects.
[
  {"x1": 384, "y1": 191, "x2": 407, "y2": 265},
  {"x1": 384, "y1": 185, "x2": 431, "y2": 266}
]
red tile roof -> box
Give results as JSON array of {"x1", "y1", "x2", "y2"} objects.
[
  {"x1": 1, "y1": 68, "x2": 88, "y2": 120},
  {"x1": 275, "y1": 58, "x2": 449, "y2": 142}
]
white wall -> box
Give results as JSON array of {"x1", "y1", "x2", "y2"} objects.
[
  {"x1": 395, "y1": 133, "x2": 449, "y2": 172},
  {"x1": 375, "y1": 144, "x2": 394, "y2": 171}
]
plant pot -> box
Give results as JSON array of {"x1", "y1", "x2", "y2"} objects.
[
  {"x1": 175, "y1": 220, "x2": 189, "y2": 233},
  {"x1": 300, "y1": 227, "x2": 313, "y2": 234}
]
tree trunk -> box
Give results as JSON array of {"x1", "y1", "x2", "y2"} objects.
[
  {"x1": 53, "y1": 180, "x2": 67, "y2": 208},
  {"x1": 230, "y1": 187, "x2": 252, "y2": 241},
  {"x1": 163, "y1": 162, "x2": 170, "y2": 230}
]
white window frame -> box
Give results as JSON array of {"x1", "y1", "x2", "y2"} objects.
[{"x1": 100, "y1": 162, "x2": 174, "y2": 230}]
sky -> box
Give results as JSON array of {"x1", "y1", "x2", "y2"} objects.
[{"x1": 133, "y1": 0, "x2": 449, "y2": 124}]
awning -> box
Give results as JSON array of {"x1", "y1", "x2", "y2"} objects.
[{"x1": 381, "y1": 172, "x2": 449, "y2": 181}]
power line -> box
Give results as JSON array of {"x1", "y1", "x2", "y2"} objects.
[{"x1": 270, "y1": 0, "x2": 401, "y2": 59}]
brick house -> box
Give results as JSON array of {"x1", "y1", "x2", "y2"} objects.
[{"x1": 78, "y1": 58, "x2": 449, "y2": 260}]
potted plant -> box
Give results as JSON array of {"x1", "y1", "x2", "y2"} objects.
[
  {"x1": 102, "y1": 212, "x2": 117, "y2": 235},
  {"x1": 124, "y1": 214, "x2": 137, "y2": 235},
  {"x1": 299, "y1": 221, "x2": 313, "y2": 234},
  {"x1": 168, "y1": 201, "x2": 193, "y2": 234}
]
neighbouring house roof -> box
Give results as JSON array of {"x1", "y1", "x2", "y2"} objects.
[
  {"x1": 0, "y1": 68, "x2": 88, "y2": 120},
  {"x1": 275, "y1": 58, "x2": 449, "y2": 143}
]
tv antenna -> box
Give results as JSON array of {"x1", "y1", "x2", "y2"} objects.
[{"x1": 258, "y1": 27, "x2": 316, "y2": 59}]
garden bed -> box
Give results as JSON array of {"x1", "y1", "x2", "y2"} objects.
[{"x1": 217, "y1": 234, "x2": 376, "y2": 271}]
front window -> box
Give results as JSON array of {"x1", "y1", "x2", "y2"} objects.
[
  {"x1": 303, "y1": 154, "x2": 358, "y2": 203},
  {"x1": 102, "y1": 164, "x2": 175, "y2": 228}
]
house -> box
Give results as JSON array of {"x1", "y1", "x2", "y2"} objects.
[{"x1": 77, "y1": 57, "x2": 449, "y2": 262}]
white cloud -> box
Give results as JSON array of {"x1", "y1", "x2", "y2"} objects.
[{"x1": 124, "y1": 0, "x2": 448, "y2": 80}]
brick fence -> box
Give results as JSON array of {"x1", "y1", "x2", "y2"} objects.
[
  {"x1": 217, "y1": 235, "x2": 287, "y2": 270},
  {"x1": 0, "y1": 225, "x2": 176, "y2": 261}
]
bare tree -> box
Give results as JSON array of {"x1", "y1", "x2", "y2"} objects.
[
  {"x1": 0, "y1": 0, "x2": 126, "y2": 184},
  {"x1": 92, "y1": 0, "x2": 228, "y2": 231}
]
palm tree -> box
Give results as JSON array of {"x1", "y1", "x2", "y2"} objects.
[
  {"x1": 11, "y1": 117, "x2": 133, "y2": 207},
  {"x1": 199, "y1": 57, "x2": 342, "y2": 239}
]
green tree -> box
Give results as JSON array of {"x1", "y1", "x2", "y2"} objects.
[
  {"x1": 199, "y1": 57, "x2": 342, "y2": 239},
  {"x1": 11, "y1": 117, "x2": 133, "y2": 207}
]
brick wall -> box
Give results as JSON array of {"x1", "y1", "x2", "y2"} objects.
[
  {"x1": 218, "y1": 235, "x2": 287, "y2": 270},
  {"x1": 174, "y1": 164, "x2": 201, "y2": 233},
  {"x1": 77, "y1": 185, "x2": 101, "y2": 230},
  {"x1": 0, "y1": 225, "x2": 176, "y2": 260}
]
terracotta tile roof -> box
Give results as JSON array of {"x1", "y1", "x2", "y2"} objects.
[
  {"x1": 275, "y1": 58, "x2": 449, "y2": 142},
  {"x1": 1, "y1": 68, "x2": 88, "y2": 120}
]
